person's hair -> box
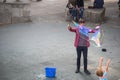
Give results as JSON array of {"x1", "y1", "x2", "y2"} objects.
[
  {"x1": 96, "y1": 69, "x2": 103, "y2": 77},
  {"x1": 78, "y1": 19, "x2": 85, "y2": 24}
]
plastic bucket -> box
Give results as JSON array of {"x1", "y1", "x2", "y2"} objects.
[{"x1": 45, "y1": 67, "x2": 56, "y2": 78}]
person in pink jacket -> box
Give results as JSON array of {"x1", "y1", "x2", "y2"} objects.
[{"x1": 68, "y1": 19, "x2": 95, "y2": 75}]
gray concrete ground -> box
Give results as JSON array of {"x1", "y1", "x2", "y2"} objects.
[{"x1": 0, "y1": 0, "x2": 120, "y2": 80}]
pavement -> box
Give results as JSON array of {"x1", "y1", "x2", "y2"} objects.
[{"x1": 0, "y1": 0, "x2": 120, "y2": 80}]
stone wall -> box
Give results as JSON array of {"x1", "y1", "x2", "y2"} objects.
[
  {"x1": 0, "y1": 2, "x2": 31, "y2": 25},
  {"x1": 83, "y1": 8, "x2": 105, "y2": 23}
]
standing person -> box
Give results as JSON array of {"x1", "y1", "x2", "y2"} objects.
[
  {"x1": 68, "y1": 19, "x2": 95, "y2": 75},
  {"x1": 96, "y1": 57, "x2": 111, "y2": 80}
]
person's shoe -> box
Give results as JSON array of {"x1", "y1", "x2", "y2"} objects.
[
  {"x1": 75, "y1": 69, "x2": 80, "y2": 73},
  {"x1": 84, "y1": 70, "x2": 91, "y2": 75}
]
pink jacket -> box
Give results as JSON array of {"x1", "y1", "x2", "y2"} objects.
[{"x1": 68, "y1": 27, "x2": 95, "y2": 47}]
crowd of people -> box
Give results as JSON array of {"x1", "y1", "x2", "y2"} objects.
[
  {"x1": 66, "y1": 0, "x2": 104, "y2": 21},
  {"x1": 67, "y1": 0, "x2": 120, "y2": 21}
]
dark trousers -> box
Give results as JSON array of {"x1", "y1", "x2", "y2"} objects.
[
  {"x1": 76, "y1": 46, "x2": 88, "y2": 71},
  {"x1": 71, "y1": 8, "x2": 84, "y2": 19}
]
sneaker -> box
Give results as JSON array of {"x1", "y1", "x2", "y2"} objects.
[
  {"x1": 75, "y1": 69, "x2": 80, "y2": 73},
  {"x1": 84, "y1": 70, "x2": 91, "y2": 75}
]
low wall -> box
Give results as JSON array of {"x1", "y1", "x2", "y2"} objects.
[
  {"x1": 0, "y1": 2, "x2": 31, "y2": 25},
  {"x1": 83, "y1": 8, "x2": 105, "y2": 23}
]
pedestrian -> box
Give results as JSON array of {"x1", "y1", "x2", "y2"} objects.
[
  {"x1": 67, "y1": 19, "x2": 96, "y2": 75},
  {"x1": 96, "y1": 57, "x2": 111, "y2": 80}
]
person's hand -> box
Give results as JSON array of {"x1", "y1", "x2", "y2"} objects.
[
  {"x1": 95, "y1": 26, "x2": 100, "y2": 30},
  {"x1": 100, "y1": 57, "x2": 103, "y2": 62},
  {"x1": 67, "y1": 24, "x2": 71, "y2": 30},
  {"x1": 107, "y1": 59, "x2": 111, "y2": 64}
]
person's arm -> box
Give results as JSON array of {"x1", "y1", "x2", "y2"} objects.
[
  {"x1": 86, "y1": 27, "x2": 96, "y2": 33},
  {"x1": 68, "y1": 24, "x2": 76, "y2": 32},
  {"x1": 89, "y1": 25, "x2": 101, "y2": 33},
  {"x1": 98, "y1": 57, "x2": 103, "y2": 70},
  {"x1": 89, "y1": 29, "x2": 96, "y2": 33},
  {"x1": 105, "y1": 59, "x2": 111, "y2": 72},
  {"x1": 66, "y1": 2, "x2": 70, "y2": 8}
]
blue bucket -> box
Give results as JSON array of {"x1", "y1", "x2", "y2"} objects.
[{"x1": 45, "y1": 67, "x2": 56, "y2": 78}]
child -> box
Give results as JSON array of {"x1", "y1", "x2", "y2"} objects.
[
  {"x1": 68, "y1": 19, "x2": 95, "y2": 75},
  {"x1": 96, "y1": 57, "x2": 111, "y2": 80}
]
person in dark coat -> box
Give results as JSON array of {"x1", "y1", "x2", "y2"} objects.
[{"x1": 93, "y1": 0, "x2": 104, "y2": 8}]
